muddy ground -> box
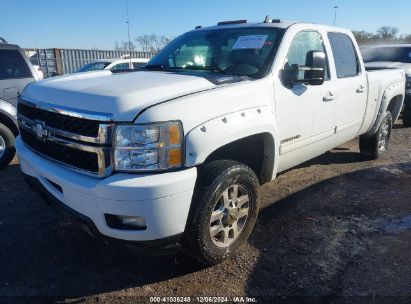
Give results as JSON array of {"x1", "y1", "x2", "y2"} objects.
[{"x1": 0, "y1": 121, "x2": 410, "y2": 304}]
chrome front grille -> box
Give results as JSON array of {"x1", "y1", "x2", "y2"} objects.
[
  {"x1": 18, "y1": 102, "x2": 101, "y2": 138},
  {"x1": 17, "y1": 99, "x2": 114, "y2": 177}
]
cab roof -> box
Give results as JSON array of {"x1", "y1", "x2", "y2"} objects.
[
  {"x1": 193, "y1": 20, "x2": 350, "y2": 34},
  {"x1": 197, "y1": 21, "x2": 298, "y2": 31}
]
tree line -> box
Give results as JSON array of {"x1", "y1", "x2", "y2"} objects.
[
  {"x1": 114, "y1": 26, "x2": 411, "y2": 53},
  {"x1": 353, "y1": 26, "x2": 411, "y2": 46},
  {"x1": 115, "y1": 34, "x2": 172, "y2": 53}
]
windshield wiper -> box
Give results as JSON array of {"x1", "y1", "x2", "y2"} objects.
[
  {"x1": 142, "y1": 64, "x2": 231, "y2": 76},
  {"x1": 141, "y1": 64, "x2": 170, "y2": 71},
  {"x1": 182, "y1": 65, "x2": 228, "y2": 74}
]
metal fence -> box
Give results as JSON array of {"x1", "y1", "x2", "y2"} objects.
[{"x1": 24, "y1": 48, "x2": 154, "y2": 77}]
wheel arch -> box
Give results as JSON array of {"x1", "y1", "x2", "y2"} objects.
[
  {"x1": 365, "y1": 83, "x2": 404, "y2": 137},
  {"x1": 185, "y1": 107, "x2": 279, "y2": 184},
  {"x1": 386, "y1": 94, "x2": 404, "y2": 123}
]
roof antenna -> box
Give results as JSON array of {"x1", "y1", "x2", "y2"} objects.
[{"x1": 264, "y1": 15, "x2": 271, "y2": 23}]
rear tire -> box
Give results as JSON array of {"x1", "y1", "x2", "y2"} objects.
[
  {"x1": 360, "y1": 112, "x2": 392, "y2": 159},
  {"x1": 0, "y1": 122, "x2": 16, "y2": 169},
  {"x1": 184, "y1": 160, "x2": 260, "y2": 265}
]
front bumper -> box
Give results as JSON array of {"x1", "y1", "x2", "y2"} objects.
[{"x1": 16, "y1": 136, "x2": 197, "y2": 245}]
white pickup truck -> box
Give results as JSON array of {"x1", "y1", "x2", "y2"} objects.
[{"x1": 16, "y1": 19, "x2": 406, "y2": 265}]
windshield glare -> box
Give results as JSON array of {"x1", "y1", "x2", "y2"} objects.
[
  {"x1": 363, "y1": 47, "x2": 411, "y2": 63},
  {"x1": 147, "y1": 27, "x2": 284, "y2": 78}
]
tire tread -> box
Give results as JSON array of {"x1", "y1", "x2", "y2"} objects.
[{"x1": 184, "y1": 160, "x2": 259, "y2": 265}]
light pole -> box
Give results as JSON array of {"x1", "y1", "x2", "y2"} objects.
[
  {"x1": 333, "y1": 6, "x2": 339, "y2": 27},
  {"x1": 125, "y1": 0, "x2": 132, "y2": 52}
]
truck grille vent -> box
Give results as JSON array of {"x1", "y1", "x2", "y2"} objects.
[
  {"x1": 20, "y1": 128, "x2": 101, "y2": 173},
  {"x1": 18, "y1": 102, "x2": 100, "y2": 137},
  {"x1": 18, "y1": 101, "x2": 113, "y2": 177}
]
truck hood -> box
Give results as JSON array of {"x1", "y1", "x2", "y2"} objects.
[
  {"x1": 365, "y1": 61, "x2": 411, "y2": 76},
  {"x1": 21, "y1": 70, "x2": 224, "y2": 121}
]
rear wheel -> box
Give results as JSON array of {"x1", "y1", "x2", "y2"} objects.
[
  {"x1": 0, "y1": 122, "x2": 16, "y2": 169},
  {"x1": 360, "y1": 112, "x2": 392, "y2": 159},
  {"x1": 184, "y1": 160, "x2": 260, "y2": 265}
]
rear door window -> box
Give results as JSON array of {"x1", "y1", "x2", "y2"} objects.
[
  {"x1": 328, "y1": 32, "x2": 360, "y2": 78},
  {"x1": 0, "y1": 49, "x2": 33, "y2": 80}
]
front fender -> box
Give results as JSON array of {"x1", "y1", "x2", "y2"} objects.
[{"x1": 185, "y1": 106, "x2": 279, "y2": 179}]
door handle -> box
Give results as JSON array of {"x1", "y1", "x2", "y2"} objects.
[
  {"x1": 356, "y1": 85, "x2": 366, "y2": 93},
  {"x1": 323, "y1": 92, "x2": 336, "y2": 102}
]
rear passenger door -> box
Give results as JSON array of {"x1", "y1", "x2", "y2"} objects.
[{"x1": 327, "y1": 32, "x2": 367, "y2": 140}]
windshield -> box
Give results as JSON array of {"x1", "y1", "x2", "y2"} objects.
[
  {"x1": 363, "y1": 46, "x2": 411, "y2": 63},
  {"x1": 77, "y1": 61, "x2": 111, "y2": 72},
  {"x1": 146, "y1": 27, "x2": 284, "y2": 78}
]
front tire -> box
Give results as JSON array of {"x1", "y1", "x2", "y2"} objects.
[
  {"x1": 360, "y1": 112, "x2": 392, "y2": 159},
  {"x1": 0, "y1": 122, "x2": 16, "y2": 169},
  {"x1": 184, "y1": 160, "x2": 260, "y2": 265}
]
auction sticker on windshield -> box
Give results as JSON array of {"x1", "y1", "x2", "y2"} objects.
[{"x1": 232, "y1": 35, "x2": 268, "y2": 49}]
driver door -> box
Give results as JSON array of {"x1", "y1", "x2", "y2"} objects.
[{"x1": 275, "y1": 30, "x2": 336, "y2": 172}]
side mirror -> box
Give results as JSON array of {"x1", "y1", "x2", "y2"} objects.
[{"x1": 281, "y1": 51, "x2": 326, "y2": 87}]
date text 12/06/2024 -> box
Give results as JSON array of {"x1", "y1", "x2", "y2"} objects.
[{"x1": 149, "y1": 296, "x2": 258, "y2": 303}]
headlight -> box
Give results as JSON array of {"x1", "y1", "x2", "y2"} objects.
[{"x1": 113, "y1": 121, "x2": 183, "y2": 172}]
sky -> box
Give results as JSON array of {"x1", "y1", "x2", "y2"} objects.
[{"x1": 1, "y1": 0, "x2": 411, "y2": 50}]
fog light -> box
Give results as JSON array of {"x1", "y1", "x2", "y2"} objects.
[
  {"x1": 120, "y1": 215, "x2": 146, "y2": 227},
  {"x1": 105, "y1": 214, "x2": 147, "y2": 230}
]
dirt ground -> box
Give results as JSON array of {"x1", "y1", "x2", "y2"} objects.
[{"x1": 0, "y1": 121, "x2": 410, "y2": 304}]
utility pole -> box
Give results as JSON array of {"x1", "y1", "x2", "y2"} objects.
[{"x1": 333, "y1": 6, "x2": 339, "y2": 27}]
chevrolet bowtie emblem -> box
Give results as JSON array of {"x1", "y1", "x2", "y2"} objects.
[{"x1": 32, "y1": 121, "x2": 48, "y2": 140}]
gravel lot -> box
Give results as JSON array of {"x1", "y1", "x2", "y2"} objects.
[{"x1": 0, "y1": 121, "x2": 410, "y2": 303}]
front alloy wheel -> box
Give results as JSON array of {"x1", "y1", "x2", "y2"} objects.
[{"x1": 209, "y1": 184, "x2": 250, "y2": 248}]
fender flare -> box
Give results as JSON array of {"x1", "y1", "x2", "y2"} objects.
[
  {"x1": 365, "y1": 82, "x2": 404, "y2": 136},
  {"x1": 184, "y1": 106, "x2": 279, "y2": 181}
]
